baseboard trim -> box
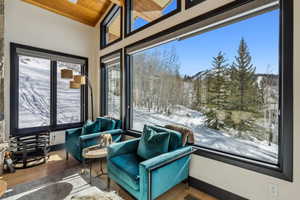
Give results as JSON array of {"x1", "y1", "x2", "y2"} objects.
[
  {"x1": 49, "y1": 144, "x2": 65, "y2": 152},
  {"x1": 188, "y1": 176, "x2": 248, "y2": 200}
]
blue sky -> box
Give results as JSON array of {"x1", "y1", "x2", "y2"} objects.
[{"x1": 138, "y1": 9, "x2": 279, "y2": 76}]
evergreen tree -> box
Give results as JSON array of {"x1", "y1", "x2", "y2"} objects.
[
  {"x1": 228, "y1": 38, "x2": 260, "y2": 137},
  {"x1": 204, "y1": 51, "x2": 229, "y2": 130},
  {"x1": 192, "y1": 78, "x2": 203, "y2": 110}
]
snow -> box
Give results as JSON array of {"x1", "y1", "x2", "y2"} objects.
[
  {"x1": 18, "y1": 56, "x2": 81, "y2": 128},
  {"x1": 132, "y1": 104, "x2": 278, "y2": 164}
]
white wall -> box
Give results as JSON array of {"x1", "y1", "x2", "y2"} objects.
[
  {"x1": 4, "y1": 0, "x2": 99, "y2": 143},
  {"x1": 97, "y1": 0, "x2": 300, "y2": 199}
]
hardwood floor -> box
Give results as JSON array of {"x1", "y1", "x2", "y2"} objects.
[{"x1": 0, "y1": 150, "x2": 218, "y2": 200}]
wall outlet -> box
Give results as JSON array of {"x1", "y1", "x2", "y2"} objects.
[{"x1": 269, "y1": 183, "x2": 279, "y2": 200}]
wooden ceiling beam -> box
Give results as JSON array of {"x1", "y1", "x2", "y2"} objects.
[
  {"x1": 108, "y1": 14, "x2": 121, "y2": 36},
  {"x1": 22, "y1": 0, "x2": 107, "y2": 26},
  {"x1": 133, "y1": 0, "x2": 164, "y2": 22}
]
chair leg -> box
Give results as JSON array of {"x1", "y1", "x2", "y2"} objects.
[
  {"x1": 90, "y1": 161, "x2": 92, "y2": 184},
  {"x1": 66, "y1": 151, "x2": 69, "y2": 160},
  {"x1": 184, "y1": 179, "x2": 189, "y2": 190},
  {"x1": 107, "y1": 176, "x2": 111, "y2": 191}
]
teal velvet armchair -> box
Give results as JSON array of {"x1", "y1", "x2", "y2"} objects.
[
  {"x1": 65, "y1": 117, "x2": 123, "y2": 162},
  {"x1": 107, "y1": 125, "x2": 194, "y2": 200}
]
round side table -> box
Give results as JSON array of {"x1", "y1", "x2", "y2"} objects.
[
  {"x1": 82, "y1": 145, "x2": 107, "y2": 184},
  {"x1": 0, "y1": 180, "x2": 7, "y2": 197}
]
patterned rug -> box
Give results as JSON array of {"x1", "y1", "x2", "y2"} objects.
[{"x1": 2, "y1": 167, "x2": 123, "y2": 200}]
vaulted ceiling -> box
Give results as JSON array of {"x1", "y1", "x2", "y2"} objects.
[
  {"x1": 21, "y1": 0, "x2": 171, "y2": 27},
  {"x1": 21, "y1": 0, "x2": 124, "y2": 26}
]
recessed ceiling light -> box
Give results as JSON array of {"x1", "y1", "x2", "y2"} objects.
[{"x1": 68, "y1": 0, "x2": 78, "y2": 4}]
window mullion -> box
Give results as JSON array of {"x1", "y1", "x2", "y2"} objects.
[{"x1": 50, "y1": 60, "x2": 57, "y2": 130}]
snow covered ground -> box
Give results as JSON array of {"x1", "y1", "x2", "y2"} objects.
[
  {"x1": 132, "y1": 105, "x2": 278, "y2": 164},
  {"x1": 18, "y1": 56, "x2": 81, "y2": 128}
]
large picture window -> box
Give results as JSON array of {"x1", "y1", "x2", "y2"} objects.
[
  {"x1": 124, "y1": 0, "x2": 294, "y2": 181},
  {"x1": 100, "y1": 52, "x2": 121, "y2": 119},
  {"x1": 10, "y1": 43, "x2": 88, "y2": 135},
  {"x1": 126, "y1": 0, "x2": 180, "y2": 34},
  {"x1": 129, "y1": 9, "x2": 282, "y2": 164}
]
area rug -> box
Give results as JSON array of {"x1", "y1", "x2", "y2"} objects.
[{"x1": 1, "y1": 167, "x2": 123, "y2": 200}]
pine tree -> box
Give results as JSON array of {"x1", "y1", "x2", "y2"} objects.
[
  {"x1": 228, "y1": 38, "x2": 260, "y2": 138},
  {"x1": 192, "y1": 78, "x2": 202, "y2": 110},
  {"x1": 204, "y1": 51, "x2": 229, "y2": 130}
]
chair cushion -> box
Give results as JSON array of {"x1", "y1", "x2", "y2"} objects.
[
  {"x1": 98, "y1": 118, "x2": 116, "y2": 132},
  {"x1": 110, "y1": 153, "x2": 142, "y2": 190},
  {"x1": 81, "y1": 120, "x2": 100, "y2": 135},
  {"x1": 137, "y1": 125, "x2": 170, "y2": 160}
]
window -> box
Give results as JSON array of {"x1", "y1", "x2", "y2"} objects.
[
  {"x1": 18, "y1": 56, "x2": 51, "y2": 128},
  {"x1": 57, "y1": 62, "x2": 82, "y2": 124},
  {"x1": 126, "y1": 0, "x2": 293, "y2": 181},
  {"x1": 130, "y1": 10, "x2": 280, "y2": 164},
  {"x1": 101, "y1": 52, "x2": 121, "y2": 119},
  {"x1": 106, "y1": 62, "x2": 121, "y2": 119},
  {"x1": 10, "y1": 43, "x2": 88, "y2": 135},
  {"x1": 126, "y1": 0, "x2": 180, "y2": 34},
  {"x1": 101, "y1": 5, "x2": 122, "y2": 48}
]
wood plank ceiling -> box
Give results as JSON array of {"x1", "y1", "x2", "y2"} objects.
[
  {"x1": 21, "y1": 0, "x2": 171, "y2": 27},
  {"x1": 21, "y1": 0, "x2": 120, "y2": 26}
]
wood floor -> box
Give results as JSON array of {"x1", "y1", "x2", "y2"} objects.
[{"x1": 0, "y1": 150, "x2": 218, "y2": 200}]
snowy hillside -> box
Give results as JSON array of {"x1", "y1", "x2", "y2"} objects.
[
  {"x1": 18, "y1": 56, "x2": 81, "y2": 128},
  {"x1": 133, "y1": 105, "x2": 278, "y2": 164}
]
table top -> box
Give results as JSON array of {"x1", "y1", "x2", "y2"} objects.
[
  {"x1": 82, "y1": 145, "x2": 107, "y2": 159},
  {"x1": 0, "y1": 180, "x2": 7, "y2": 197}
]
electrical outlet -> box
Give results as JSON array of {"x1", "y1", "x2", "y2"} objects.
[{"x1": 269, "y1": 183, "x2": 279, "y2": 200}]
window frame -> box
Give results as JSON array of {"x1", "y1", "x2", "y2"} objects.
[
  {"x1": 100, "y1": 49, "x2": 123, "y2": 121},
  {"x1": 100, "y1": 5, "x2": 123, "y2": 49},
  {"x1": 185, "y1": 0, "x2": 208, "y2": 9},
  {"x1": 125, "y1": 0, "x2": 182, "y2": 37},
  {"x1": 10, "y1": 43, "x2": 89, "y2": 136},
  {"x1": 123, "y1": 0, "x2": 293, "y2": 181}
]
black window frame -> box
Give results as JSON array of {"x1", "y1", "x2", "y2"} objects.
[
  {"x1": 10, "y1": 43, "x2": 89, "y2": 136},
  {"x1": 100, "y1": 49, "x2": 123, "y2": 121},
  {"x1": 185, "y1": 0, "x2": 208, "y2": 9},
  {"x1": 125, "y1": 0, "x2": 182, "y2": 37},
  {"x1": 123, "y1": 0, "x2": 293, "y2": 181},
  {"x1": 100, "y1": 5, "x2": 123, "y2": 49}
]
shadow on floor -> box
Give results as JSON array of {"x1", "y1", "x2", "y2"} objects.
[{"x1": 16, "y1": 182, "x2": 73, "y2": 200}]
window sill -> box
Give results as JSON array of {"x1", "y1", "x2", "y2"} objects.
[
  {"x1": 125, "y1": 129, "x2": 142, "y2": 138},
  {"x1": 192, "y1": 145, "x2": 292, "y2": 182},
  {"x1": 123, "y1": 130, "x2": 291, "y2": 181}
]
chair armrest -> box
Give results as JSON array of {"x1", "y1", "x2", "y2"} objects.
[
  {"x1": 139, "y1": 146, "x2": 195, "y2": 200},
  {"x1": 79, "y1": 132, "x2": 102, "y2": 142},
  {"x1": 107, "y1": 138, "x2": 140, "y2": 159},
  {"x1": 79, "y1": 129, "x2": 124, "y2": 142},
  {"x1": 140, "y1": 146, "x2": 194, "y2": 170},
  {"x1": 103, "y1": 129, "x2": 124, "y2": 136},
  {"x1": 66, "y1": 127, "x2": 82, "y2": 137}
]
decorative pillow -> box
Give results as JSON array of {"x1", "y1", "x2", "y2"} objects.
[
  {"x1": 81, "y1": 120, "x2": 101, "y2": 135},
  {"x1": 137, "y1": 126, "x2": 170, "y2": 160},
  {"x1": 99, "y1": 118, "x2": 116, "y2": 132}
]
